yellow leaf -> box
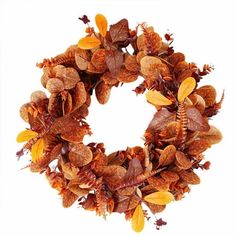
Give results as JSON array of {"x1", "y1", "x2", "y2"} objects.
[
  {"x1": 16, "y1": 130, "x2": 38, "y2": 143},
  {"x1": 95, "y1": 14, "x2": 108, "y2": 37},
  {"x1": 131, "y1": 204, "x2": 145, "y2": 232},
  {"x1": 146, "y1": 90, "x2": 172, "y2": 106},
  {"x1": 178, "y1": 77, "x2": 196, "y2": 102},
  {"x1": 144, "y1": 191, "x2": 174, "y2": 205},
  {"x1": 31, "y1": 138, "x2": 45, "y2": 162},
  {"x1": 78, "y1": 36, "x2": 101, "y2": 50}
]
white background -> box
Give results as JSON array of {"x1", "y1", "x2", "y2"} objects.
[{"x1": 0, "y1": 0, "x2": 235, "y2": 235}]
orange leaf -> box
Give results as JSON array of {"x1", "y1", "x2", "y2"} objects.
[
  {"x1": 31, "y1": 138, "x2": 45, "y2": 162},
  {"x1": 146, "y1": 90, "x2": 172, "y2": 106},
  {"x1": 78, "y1": 36, "x2": 101, "y2": 50},
  {"x1": 131, "y1": 204, "x2": 145, "y2": 232},
  {"x1": 95, "y1": 14, "x2": 108, "y2": 37},
  {"x1": 16, "y1": 130, "x2": 38, "y2": 143},
  {"x1": 144, "y1": 191, "x2": 174, "y2": 205},
  {"x1": 177, "y1": 77, "x2": 196, "y2": 102}
]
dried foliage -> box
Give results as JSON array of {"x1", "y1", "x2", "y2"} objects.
[{"x1": 17, "y1": 14, "x2": 223, "y2": 232}]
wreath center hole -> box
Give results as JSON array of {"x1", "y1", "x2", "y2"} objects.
[{"x1": 84, "y1": 80, "x2": 154, "y2": 153}]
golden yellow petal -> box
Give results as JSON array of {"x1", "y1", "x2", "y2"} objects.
[{"x1": 16, "y1": 130, "x2": 38, "y2": 143}]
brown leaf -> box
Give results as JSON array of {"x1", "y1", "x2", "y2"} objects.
[
  {"x1": 100, "y1": 71, "x2": 118, "y2": 85},
  {"x1": 75, "y1": 48, "x2": 90, "y2": 70},
  {"x1": 61, "y1": 189, "x2": 78, "y2": 208},
  {"x1": 180, "y1": 170, "x2": 200, "y2": 185},
  {"x1": 159, "y1": 145, "x2": 176, "y2": 166},
  {"x1": 102, "y1": 165, "x2": 127, "y2": 185},
  {"x1": 140, "y1": 56, "x2": 162, "y2": 76},
  {"x1": 198, "y1": 126, "x2": 223, "y2": 145},
  {"x1": 186, "y1": 107, "x2": 210, "y2": 131},
  {"x1": 46, "y1": 78, "x2": 64, "y2": 93},
  {"x1": 148, "y1": 177, "x2": 169, "y2": 191},
  {"x1": 73, "y1": 82, "x2": 87, "y2": 110},
  {"x1": 124, "y1": 54, "x2": 140, "y2": 72},
  {"x1": 91, "y1": 49, "x2": 107, "y2": 71},
  {"x1": 124, "y1": 158, "x2": 143, "y2": 181},
  {"x1": 169, "y1": 52, "x2": 185, "y2": 66},
  {"x1": 146, "y1": 202, "x2": 166, "y2": 214},
  {"x1": 160, "y1": 170, "x2": 179, "y2": 182},
  {"x1": 117, "y1": 68, "x2": 138, "y2": 83},
  {"x1": 147, "y1": 109, "x2": 175, "y2": 132},
  {"x1": 175, "y1": 151, "x2": 192, "y2": 170},
  {"x1": 114, "y1": 194, "x2": 139, "y2": 213},
  {"x1": 105, "y1": 49, "x2": 123, "y2": 76},
  {"x1": 109, "y1": 18, "x2": 129, "y2": 43},
  {"x1": 69, "y1": 144, "x2": 93, "y2": 167},
  {"x1": 188, "y1": 140, "x2": 211, "y2": 155},
  {"x1": 196, "y1": 85, "x2": 217, "y2": 107},
  {"x1": 95, "y1": 82, "x2": 111, "y2": 104}
]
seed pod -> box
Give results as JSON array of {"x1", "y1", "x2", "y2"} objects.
[
  {"x1": 69, "y1": 143, "x2": 93, "y2": 167},
  {"x1": 95, "y1": 82, "x2": 111, "y2": 104},
  {"x1": 46, "y1": 78, "x2": 64, "y2": 93}
]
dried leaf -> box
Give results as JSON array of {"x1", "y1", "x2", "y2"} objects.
[
  {"x1": 159, "y1": 145, "x2": 176, "y2": 166},
  {"x1": 196, "y1": 85, "x2": 217, "y2": 107},
  {"x1": 140, "y1": 56, "x2": 162, "y2": 76},
  {"x1": 69, "y1": 144, "x2": 93, "y2": 167},
  {"x1": 131, "y1": 204, "x2": 145, "y2": 233},
  {"x1": 144, "y1": 191, "x2": 174, "y2": 205},
  {"x1": 95, "y1": 82, "x2": 111, "y2": 104},
  {"x1": 78, "y1": 36, "x2": 101, "y2": 50},
  {"x1": 180, "y1": 171, "x2": 200, "y2": 185},
  {"x1": 148, "y1": 177, "x2": 169, "y2": 191},
  {"x1": 75, "y1": 48, "x2": 90, "y2": 70},
  {"x1": 61, "y1": 189, "x2": 78, "y2": 208},
  {"x1": 186, "y1": 107, "x2": 210, "y2": 131},
  {"x1": 169, "y1": 52, "x2": 185, "y2": 66},
  {"x1": 46, "y1": 78, "x2": 64, "y2": 93},
  {"x1": 124, "y1": 54, "x2": 140, "y2": 72},
  {"x1": 124, "y1": 158, "x2": 143, "y2": 181},
  {"x1": 175, "y1": 151, "x2": 192, "y2": 170},
  {"x1": 147, "y1": 109, "x2": 175, "y2": 132},
  {"x1": 109, "y1": 18, "x2": 129, "y2": 43},
  {"x1": 16, "y1": 130, "x2": 38, "y2": 143},
  {"x1": 95, "y1": 14, "x2": 108, "y2": 37},
  {"x1": 114, "y1": 194, "x2": 139, "y2": 213},
  {"x1": 177, "y1": 77, "x2": 196, "y2": 102},
  {"x1": 31, "y1": 138, "x2": 45, "y2": 162},
  {"x1": 198, "y1": 126, "x2": 223, "y2": 145},
  {"x1": 160, "y1": 170, "x2": 179, "y2": 182},
  {"x1": 146, "y1": 90, "x2": 172, "y2": 106},
  {"x1": 146, "y1": 202, "x2": 166, "y2": 214},
  {"x1": 103, "y1": 165, "x2": 127, "y2": 185},
  {"x1": 117, "y1": 68, "x2": 138, "y2": 83},
  {"x1": 91, "y1": 49, "x2": 107, "y2": 71},
  {"x1": 100, "y1": 71, "x2": 118, "y2": 85},
  {"x1": 188, "y1": 140, "x2": 211, "y2": 155},
  {"x1": 105, "y1": 49, "x2": 123, "y2": 76}
]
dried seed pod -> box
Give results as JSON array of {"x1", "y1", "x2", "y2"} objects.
[
  {"x1": 196, "y1": 85, "x2": 217, "y2": 107},
  {"x1": 117, "y1": 68, "x2": 138, "y2": 83},
  {"x1": 69, "y1": 143, "x2": 93, "y2": 167},
  {"x1": 175, "y1": 151, "x2": 192, "y2": 170},
  {"x1": 46, "y1": 78, "x2": 64, "y2": 93},
  {"x1": 179, "y1": 171, "x2": 200, "y2": 185}
]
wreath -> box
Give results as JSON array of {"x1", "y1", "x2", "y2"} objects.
[{"x1": 16, "y1": 14, "x2": 223, "y2": 232}]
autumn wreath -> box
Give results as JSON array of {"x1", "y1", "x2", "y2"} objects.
[{"x1": 16, "y1": 14, "x2": 223, "y2": 232}]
